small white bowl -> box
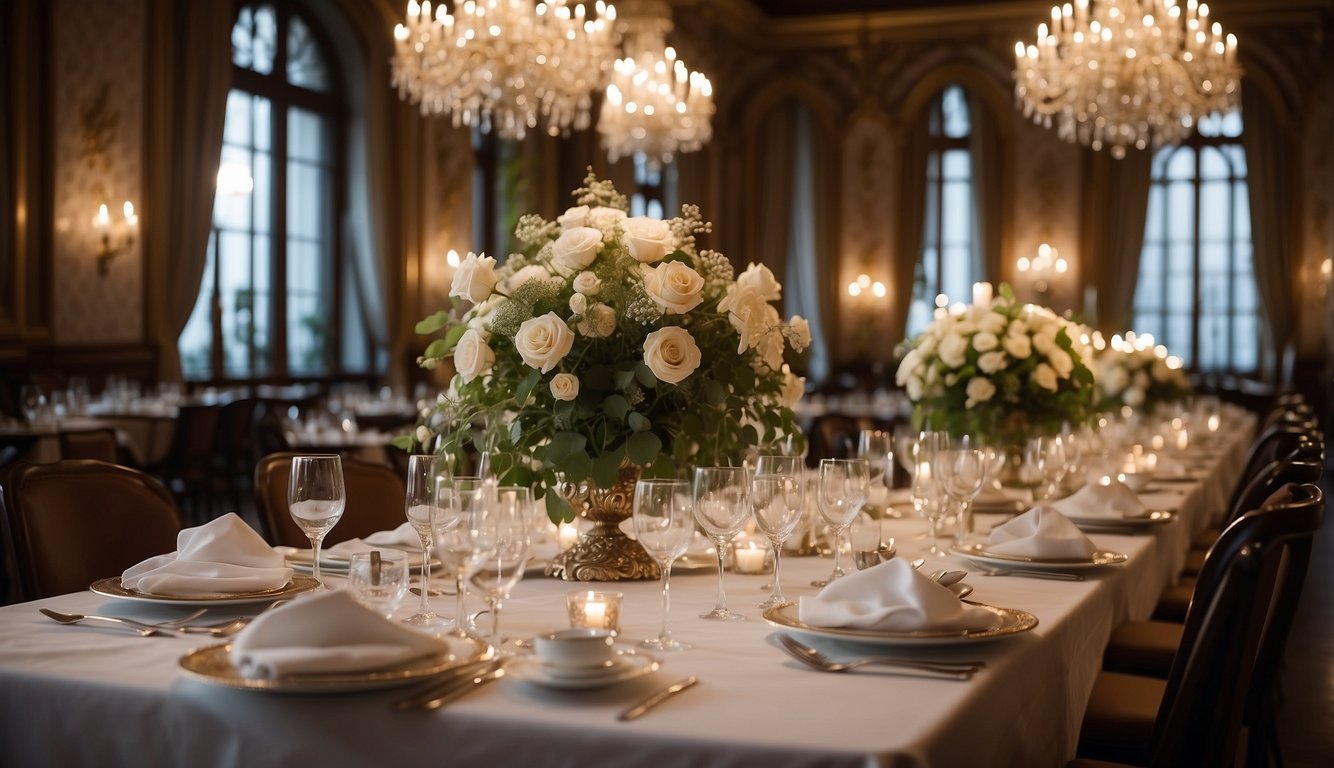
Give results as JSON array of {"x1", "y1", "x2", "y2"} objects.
[
  {"x1": 532, "y1": 628, "x2": 616, "y2": 668},
  {"x1": 1118, "y1": 471, "x2": 1153, "y2": 493}
]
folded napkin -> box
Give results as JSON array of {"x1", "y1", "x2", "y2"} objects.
[
  {"x1": 1051, "y1": 480, "x2": 1149, "y2": 520},
  {"x1": 986, "y1": 506, "x2": 1097, "y2": 560},
  {"x1": 798, "y1": 559, "x2": 996, "y2": 632},
  {"x1": 1155, "y1": 456, "x2": 1190, "y2": 478},
  {"x1": 324, "y1": 523, "x2": 422, "y2": 560},
  {"x1": 122, "y1": 513, "x2": 293, "y2": 595},
  {"x1": 229, "y1": 589, "x2": 449, "y2": 679}
]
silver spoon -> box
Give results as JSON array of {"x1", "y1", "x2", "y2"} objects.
[{"x1": 39, "y1": 608, "x2": 168, "y2": 637}]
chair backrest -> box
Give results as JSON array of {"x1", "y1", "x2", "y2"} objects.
[
  {"x1": 0, "y1": 460, "x2": 182, "y2": 601},
  {"x1": 254, "y1": 452, "x2": 406, "y2": 548},
  {"x1": 1221, "y1": 444, "x2": 1323, "y2": 531},
  {"x1": 57, "y1": 428, "x2": 123, "y2": 463},
  {"x1": 1149, "y1": 482, "x2": 1325, "y2": 768},
  {"x1": 1234, "y1": 423, "x2": 1317, "y2": 492}
]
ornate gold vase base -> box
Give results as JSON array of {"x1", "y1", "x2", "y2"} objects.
[{"x1": 544, "y1": 460, "x2": 660, "y2": 582}]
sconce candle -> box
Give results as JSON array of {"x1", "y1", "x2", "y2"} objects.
[
  {"x1": 972, "y1": 281, "x2": 993, "y2": 306},
  {"x1": 93, "y1": 200, "x2": 139, "y2": 276}
]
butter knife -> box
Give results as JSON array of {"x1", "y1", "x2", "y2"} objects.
[
  {"x1": 618, "y1": 676, "x2": 699, "y2": 722},
  {"x1": 393, "y1": 659, "x2": 503, "y2": 711}
]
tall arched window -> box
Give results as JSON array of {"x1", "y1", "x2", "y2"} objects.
[
  {"x1": 1132, "y1": 111, "x2": 1258, "y2": 373},
  {"x1": 907, "y1": 85, "x2": 979, "y2": 337},
  {"x1": 180, "y1": 2, "x2": 372, "y2": 381}
]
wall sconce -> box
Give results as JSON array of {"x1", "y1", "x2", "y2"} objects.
[
  {"x1": 1016, "y1": 243, "x2": 1067, "y2": 295},
  {"x1": 94, "y1": 201, "x2": 139, "y2": 276},
  {"x1": 446, "y1": 249, "x2": 461, "y2": 268},
  {"x1": 846, "y1": 273, "x2": 887, "y2": 301}
]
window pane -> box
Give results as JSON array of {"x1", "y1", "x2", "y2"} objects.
[
  {"x1": 179, "y1": 245, "x2": 215, "y2": 379},
  {"x1": 1166, "y1": 181, "x2": 1195, "y2": 240},
  {"x1": 1199, "y1": 146, "x2": 1231, "y2": 181},
  {"x1": 252, "y1": 150, "x2": 272, "y2": 234},
  {"x1": 223, "y1": 91, "x2": 252, "y2": 146},
  {"x1": 1233, "y1": 186, "x2": 1250, "y2": 239},
  {"x1": 1166, "y1": 314, "x2": 1191, "y2": 361},
  {"x1": 941, "y1": 181, "x2": 971, "y2": 247},
  {"x1": 1144, "y1": 187, "x2": 1164, "y2": 241},
  {"x1": 1233, "y1": 314, "x2": 1259, "y2": 370},
  {"x1": 288, "y1": 108, "x2": 329, "y2": 163},
  {"x1": 254, "y1": 96, "x2": 271, "y2": 152},
  {"x1": 1199, "y1": 181, "x2": 1230, "y2": 242},
  {"x1": 287, "y1": 161, "x2": 326, "y2": 239},
  {"x1": 940, "y1": 86, "x2": 970, "y2": 138},
  {"x1": 287, "y1": 16, "x2": 331, "y2": 92},
  {"x1": 942, "y1": 150, "x2": 969, "y2": 180},
  {"x1": 233, "y1": 4, "x2": 275, "y2": 75}
]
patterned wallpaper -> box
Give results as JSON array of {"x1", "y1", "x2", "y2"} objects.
[{"x1": 51, "y1": 0, "x2": 145, "y2": 343}]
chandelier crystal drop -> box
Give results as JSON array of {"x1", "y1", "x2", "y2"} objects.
[
  {"x1": 598, "y1": 0, "x2": 713, "y2": 169},
  {"x1": 1014, "y1": 0, "x2": 1241, "y2": 158},
  {"x1": 392, "y1": 1, "x2": 619, "y2": 140}
]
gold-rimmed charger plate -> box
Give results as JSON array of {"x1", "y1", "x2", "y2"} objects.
[
  {"x1": 763, "y1": 602, "x2": 1038, "y2": 646},
  {"x1": 90, "y1": 576, "x2": 320, "y2": 606},
  {"x1": 179, "y1": 636, "x2": 490, "y2": 693},
  {"x1": 950, "y1": 544, "x2": 1128, "y2": 569}
]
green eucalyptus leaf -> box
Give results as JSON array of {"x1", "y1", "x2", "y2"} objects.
[
  {"x1": 390, "y1": 435, "x2": 415, "y2": 451},
  {"x1": 547, "y1": 431, "x2": 587, "y2": 462},
  {"x1": 602, "y1": 394, "x2": 630, "y2": 420},
  {"x1": 515, "y1": 370, "x2": 541, "y2": 407},
  {"x1": 592, "y1": 452, "x2": 623, "y2": 488},
  {"x1": 613, "y1": 369, "x2": 636, "y2": 389},
  {"x1": 559, "y1": 452, "x2": 592, "y2": 483},
  {"x1": 626, "y1": 430, "x2": 663, "y2": 465},
  {"x1": 627, "y1": 412, "x2": 650, "y2": 432},
  {"x1": 424, "y1": 338, "x2": 453, "y2": 359},
  {"x1": 634, "y1": 363, "x2": 658, "y2": 388},
  {"x1": 545, "y1": 492, "x2": 575, "y2": 524},
  {"x1": 414, "y1": 311, "x2": 452, "y2": 335},
  {"x1": 702, "y1": 379, "x2": 727, "y2": 405}
]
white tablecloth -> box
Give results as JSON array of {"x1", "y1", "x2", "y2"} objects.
[{"x1": 0, "y1": 416, "x2": 1254, "y2": 768}]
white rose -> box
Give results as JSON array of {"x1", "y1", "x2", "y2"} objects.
[
  {"x1": 1032, "y1": 328, "x2": 1058, "y2": 356},
  {"x1": 978, "y1": 311, "x2": 1008, "y2": 335},
  {"x1": 551, "y1": 226, "x2": 604, "y2": 272},
  {"x1": 415, "y1": 425, "x2": 433, "y2": 446},
  {"x1": 972, "y1": 332, "x2": 999, "y2": 353},
  {"x1": 503, "y1": 263, "x2": 560, "y2": 293},
  {"x1": 449, "y1": 252, "x2": 498, "y2": 304},
  {"x1": 549, "y1": 373, "x2": 580, "y2": 401},
  {"x1": 965, "y1": 376, "x2": 996, "y2": 408},
  {"x1": 906, "y1": 376, "x2": 924, "y2": 401},
  {"x1": 557, "y1": 205, "x2": 589, "y2": 230},
  {"x1": 1103, "y1": 365, "x2": 1129, "y2": 394},
  {"x1": 643, "y1": 326, "x2": 702, "y2": 384},
  {"x1": 581, "y1": 303, "x2": 617, "y2": 338},
  {"x1": 754, "y1": 329, "x2": 785, "y2": 372},
  {"x1": 1034, "y1": 362, "x2": 1059, "y2": 392},
  {"x1": 1003, "y1": 332, "x2": 1033, "y2": 360},
  {"x1": 453, "y1": 328, "x2": 495, "y2": 383},
  {"x1": 779, "y1": 369, "x2": 805, "y2": 408},
  {"x1": 623, "y1": 217, "x2": 675, "y2": 263},
  {"x1": 735, "y1": 262, "x2": 782, "y2": 302},
  {"x1": 1124, "y1": 387, "x2": 1146, "y2": 407},
  {"x1": 917, "y1": 333, "x2": 938, "y2": 358},
  {"x1": 587, "y1": 206, "x2": 627, "y2": 238},
  {"x1": 1048, "y1": 347, "x2": 1074, "y2": 379},
  {"x1": 514, "y1": 312, "x2": 575, "y2": 373},
  {"x1": 785, "y1": 316, "x2": 811, "y2": 351},
  {"x1": 569, "y1": 292, "x2": 588, "y2": 316},
  {"x1": 896, "y1": 349, "x2": 923, "y2": 386},
  {"x1": 938, "y1": 333, "x2": 969, "y2": 369},
  {"x1": 573, "y1": 271, "x2": 602, "y2": 296},
  {"x1": 466, "y1": 295, "x2": 503, "y2": 332},
  {"x1": 643, "y1": 261, "x2": 704, "y2": 314},
  {"x1": 977, "y1": 350, "x2": 1008, "y2": 374},
  {"x1": 718, "y1": 284, "x2": 772, "y2": 352},
  {"x1": 953, "y1": 320, "x2": 978, "y2": 337}
]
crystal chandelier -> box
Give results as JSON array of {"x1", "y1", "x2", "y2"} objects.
[
  {"x1": 1014, "y1": 0, "x2": 1241, "y2": 158},
  {"x1": 392, "y1": 1, "x2": 619, "y2": 140},
  {"x1": 597, "y1": 0, "x2": 713, "y2": 168}
]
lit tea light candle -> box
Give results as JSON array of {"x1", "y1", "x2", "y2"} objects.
[
  {"x1": 583, "y1": 601, "x2": 607, "y2": 627},
  {"x1": 734, "y1": 541, "x2": 767, "y2": 574},
  {"x1": 558, "y1": 522, "x2": 579, "y2": 550},
  {"x1": 972, "y1": 281, "x2": 993, "y2": 306},
  {"x1": 566, "y1": 590, "x2": 622, "y2": 632}
]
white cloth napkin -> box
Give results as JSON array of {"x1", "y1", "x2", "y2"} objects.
[
  {"x1": 121, "y1": 513, "x2": 293, "y2": 595},
  {"x1": 986, "y1": 507, "x2": 1097, "y2": 560},
  {"x1": 1155, "y1": 456, "x2": 1190, "y2": 478},
  {"x1": 324, "y1": 523, "x2": 422, "y2": 560},
  {"x1": 1051, "y1": 480, "x2": 1149, "y2": 520},
  {"x1": 798, "y1": 559, "x2": 996, "y2": 632},
  {"x1": 229, "y1": 589, "x2": 449, "y2": 679}
]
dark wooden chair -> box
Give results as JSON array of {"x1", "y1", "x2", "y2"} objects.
[
  {"x1": 253, "y1": 451, "x2": 406, "y2": 548},
  {"x1": 57, "y1": 428, "x2": 124, "y2": 464}
]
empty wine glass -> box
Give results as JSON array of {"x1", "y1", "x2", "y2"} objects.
[
  {"x1": 936, "y1": 441, "x2": 987, "y2": 547},
  {"x1": 433, "y1": 476, "x2": 494, "y2": 639},
  {"x1": 1026, "y1": 436, "x2": 1067, "y2": 501},
  {"x1": 287, "y1": 455, "x2": 345, "y2": 589},
  {"x1": 813, "y1": 458, "x2": 869, "y2": 586},
  {"x1": 857, "y1": 430, "x2": 896, "y2": 518},
  {"x1": 347, "y1": 550, "x2": 409, "y2": 618},
  {"x1": 404, "y1": 454, "x2": 446, "y2": 627},
  {"x1": 692, "y1": 466, "x2": 751, "y2": 621},
  {"x1": 633, "y1": 479, "x2": 695, "y2": 651},
  {"x1": 469, "y1": 486, "x2": 531, "y2": 647},
  {"x1": 751, "y1": 456, "x2": 805, "y2": 609}
]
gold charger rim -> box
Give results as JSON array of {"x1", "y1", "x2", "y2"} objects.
[
  {"x1": 763, "y1": 601, "x2": 1039, "y2": 643},
  {"x1": 90, "y1": 575, "x2": 321, "y2": 605},
  {"x1": 950, "y1": 544, "x2": 1129, "y2": 568}
]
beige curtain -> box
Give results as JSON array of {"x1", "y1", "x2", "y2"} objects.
[
  {"x1": 1081, "y1": 147, "x2": 1152, "y2": 334},
  {"x1": 1241, "y1": 85, "x2": 1295, "y2": 382},
  {"x1": 891, "y1": 115, "x2": 930, "y2": 344},
  {"x1": 145, "y1": 0, "x2": 233, "y2": 381},
  {"x1": 968, "y1": 92, "x2": 1005, "y2": 283}
]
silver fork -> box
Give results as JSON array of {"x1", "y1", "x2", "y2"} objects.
[
  {"x1": 974, "y1": 567, "x2": 1085, "y2": 581},
  {"x1": 776, "y1": 634, "x2": 983, "y2": 680}
]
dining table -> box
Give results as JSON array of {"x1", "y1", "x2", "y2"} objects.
[{"x1": 0, "y1": 411, "x2": 1254, "y2": 768}]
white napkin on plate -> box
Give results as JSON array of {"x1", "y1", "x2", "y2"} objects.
[
  {"x1": 229, "y1": 589, "x2": 449, "y2": 679},
  {"x1": 1155, "y1": 456, "x2": 1190, "y2": 478},
  {"x1": 1051, "y1": 480, "x2": 1149, "y2": 520},
  {"x1": 986, "y1": 507, "x2": 1097, "y2": 559},
  {"x1": 324, "y1": 523, "x2": 422, "y2": 560},
  {"x1": 121, "y1": 513, "x2": 293, "y2": 595},
  {"x1": 798, "y1": 559, "x2": 995, "y2": 632}
]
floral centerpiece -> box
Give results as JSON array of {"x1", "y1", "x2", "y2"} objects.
[
  {"x1": 400, "y1": 171, "x2": 809, "y2": 580},
  {"x1": 894, "y1": 284, "x2": 1096, "y2": 446},
  {"x1": 1092, "y1": 332, "x2": 1191, "y2": 413}
]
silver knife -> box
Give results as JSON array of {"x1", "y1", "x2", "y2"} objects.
[
  {"x1": 618, "y1": 676, "x2": 699, "y2": 722},
  {"x1": 393, "y1": 659, "x2": 503, "y2": 711}
]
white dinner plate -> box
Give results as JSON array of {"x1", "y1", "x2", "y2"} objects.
[
  {"x1": 1064, "y1": 509, "x2": 1176, "y2": 533},
  {"x1": 949, "y1": 544, "x2": 1128, "y2": 570},
  {"x1": 506, "y1": 648, "x2": 660, "y2": 689},
  {"x1": 282, "y1": 548, "x2": 436, "y2": 575},
  {"x1": 762, "y1": 601, "x2": 1038, "y2": 646},
  {"x1": 178, "y1": 636, "x2": 490, "y2": 693},
  {"x1": 90, "y1": 576, "x2": 320, "y2": 606}
]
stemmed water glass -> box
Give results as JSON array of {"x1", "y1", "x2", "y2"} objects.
[
  {"x1": 433, "y1": 476, "x2": 494, "y2": 639},
  {"x1": 692, "y1": 466, "x2": 751, "y2": 621},
  {"x1": 1025, "y1": 436, "x2": 1068, "y2": 501},
  {"x1": 633, "y1": 479, "x2": 695, "y2": 651},
  {"x1": 935, "y1": 440, "x2": 987, "y2": 548},
  {"x1": 911, "y1": 457, "x2": 947, "y2": 555},
  {"x1": 469, "y1": 486, "x2": 531, "y2": 647},
  {"x1": 287, "y1": 455, "x2": 345, "y2": 590},
  {"x1": 813, "y1": 458, "x2": 870, "y2": 586},
  {"x1": 857, "y1": 430, "x2": 896, "y2": 518},
  {"x1": 404, "y1": 454, "x2": 446, "y2": 627},
  {"x1": 751, "y1": 455, "x2": 805, "y2": 609}
]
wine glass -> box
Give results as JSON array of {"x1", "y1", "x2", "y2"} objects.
[
  {"x1": 287, "y1": 455, "x2": 345, "y2": 589},
  {"x1": 1025, "y1": 436, "x2": 1067, "y2": 501},
  {"x1": 813, "y1": 458, "x2": 869, "y2": 586},
  {"x1": 857, "y1": 430, "x2": 896, "y2": 518},
  {"x1": 347, "y1": 550, "x2": 409, "y2": 618},
  {"x1": 633, "y1": 479, "x2": 695, "y2": 651},
  {"x1": 469, "y1": 486, "x2": 531, "y2": 647},
  {"x1": 911, "y1": 458, "x2": 948, "y2": 556},
  {"x1": 403, "y1": 454, "x2": 446, "y2": 627},
  {"x1": 936, "y1": 441, "x2": 987, "y2": 548},
  {"x1": 692, "y1": 466, "x2": 751, "y2": 621},
  {"x1": 751, "y1": 456, "x2": 805, "y2": 609},
  {"x1": 433, "y1": 476, "x2": 494, "y2": 639}
]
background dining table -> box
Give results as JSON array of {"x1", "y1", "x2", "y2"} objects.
[{"x1": 0, "y1": 415, "x2": 1253, "y2": 768}]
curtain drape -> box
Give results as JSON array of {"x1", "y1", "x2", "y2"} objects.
[
  {"x1": 789, "y1": 105, "x2": 833, "y2": 383},
  {"x1": 754, "y1": 101, "x2": 796, "y2": 285},
  {"x1": 968, "y1": 92, "x2": 1004, "y2": 283},
  {"x1": 1081, "y1": 147, "x2": 1153, "y2": 334},
  {"x1": 891, "y1": 115, "x2": 930, "y2": 345},
  {"x1": 1241, "y1": 85, "x2": 1295, "y2": 382},
  {"x1": 145, "y1": 0, "x2": 233, "y2": 381}
]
